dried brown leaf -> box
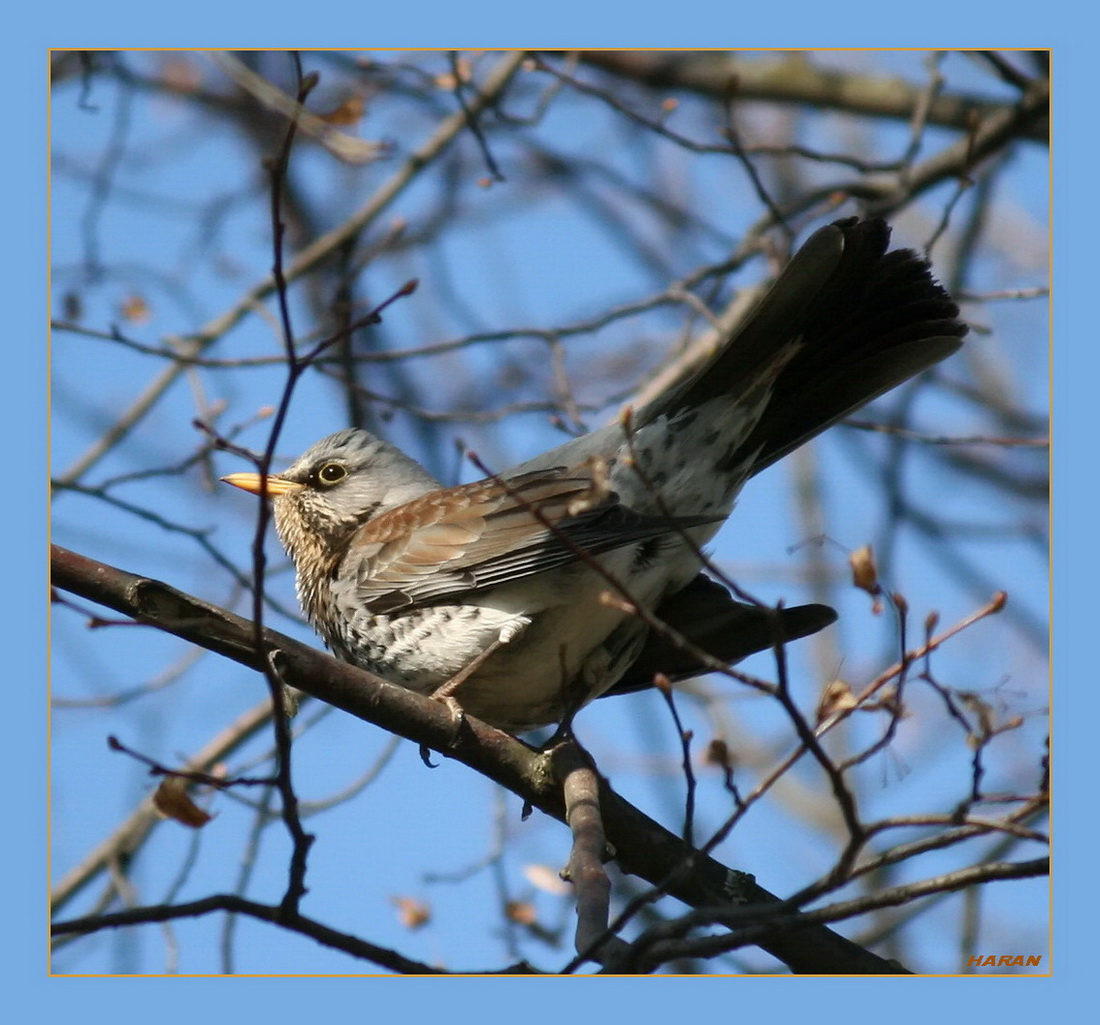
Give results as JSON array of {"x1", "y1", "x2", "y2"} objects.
[{"x1": 152, "y1": 776, "x2": 212, "y2": 829}]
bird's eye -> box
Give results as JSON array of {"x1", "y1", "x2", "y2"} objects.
[{"x1": 316, "y1": 463, "x2": 347, "y2": 487}]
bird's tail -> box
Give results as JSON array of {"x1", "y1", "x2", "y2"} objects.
[{"x1": 640, "y1": 217, "x2": 968, "y2": 477}]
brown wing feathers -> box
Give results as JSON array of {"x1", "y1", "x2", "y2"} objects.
[{"x1": 346, "y1": 468, "x2": 714, "y2": 613}]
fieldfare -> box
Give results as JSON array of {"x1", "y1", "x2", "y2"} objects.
[{"x1": 223, "y1": 217, "x2": 966, "y2": 733}]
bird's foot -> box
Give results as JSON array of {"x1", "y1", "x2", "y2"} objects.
[{"x1": 429, "y1": 637, "x2": 506, "y2": 746}]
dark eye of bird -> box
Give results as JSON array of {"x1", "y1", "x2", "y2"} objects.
[{"x1": 315, "y1": 462, "x2": 347, "y2": 487}]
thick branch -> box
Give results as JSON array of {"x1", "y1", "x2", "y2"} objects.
[
  {"x1": 572, "y1": 51, "x2": 1049, "y2": 143},
  {"x1": 52, "y1": 543, "x2": 908, "y2": 974}
]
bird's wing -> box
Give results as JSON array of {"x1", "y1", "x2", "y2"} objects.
[
  {"x1": 604, "y1": 573, "x2": 837, "y2": 696},
  {"x1": 338, "y1": 466, "x2": 714, "y2": 614}
]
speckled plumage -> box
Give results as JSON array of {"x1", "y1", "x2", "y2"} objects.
[{"x1": 223, "y1": 218, "x2": 966, "y2": 732}]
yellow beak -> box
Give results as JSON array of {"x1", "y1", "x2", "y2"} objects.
[{"x1": 221, "y1": 472, "x2": 304, "y2": 497}]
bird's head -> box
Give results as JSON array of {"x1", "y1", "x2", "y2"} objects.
[{"x1": 221, "y1": 428, "x2": 440, "y2": 560}]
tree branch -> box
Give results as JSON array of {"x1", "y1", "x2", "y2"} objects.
[{"x1": 51, "y1": 543, "x2": 910, "y2": 974}]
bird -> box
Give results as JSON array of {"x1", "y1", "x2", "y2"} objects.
[{"x1": 222, "y1": 217, "x2": 967, "y2": 734}]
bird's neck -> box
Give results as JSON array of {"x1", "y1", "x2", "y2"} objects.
[{"x1": 272, "y1": 503, "x2": 348, "y2": 638}]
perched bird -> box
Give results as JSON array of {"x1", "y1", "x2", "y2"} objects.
[{"x1": 223, "y1": 218, "x2": 966, "y2": 733}]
